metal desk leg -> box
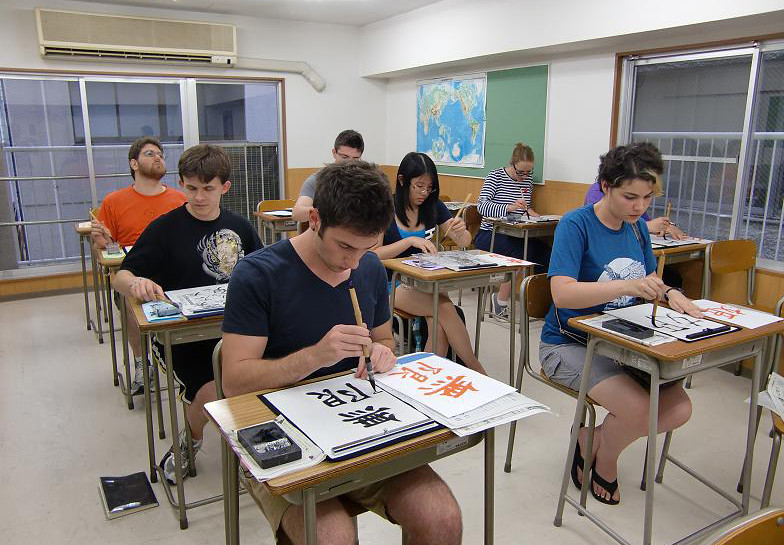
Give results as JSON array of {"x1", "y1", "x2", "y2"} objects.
[
  {"x1": 508, "y1": 270, "x2": 517, "y2": 385},
  {"x1": 154, "y1": 353, "x2": 166, "y2": 440},
  {"x1": 643, "y1": 364, "x2": 661, "y2": 545},
  {"x1": 304, "y1": 487, "x2": 317, "y2": 545},
  {"x1": 484, "y1": 427, "x2": 495, "y2": 545},
  {"x1": 741, "y1": 351, "x2": 763, "y2": 515},
  {"x1": 101, "y1": 267, "x2": 111, "y2": 324},
  {"x1": 555, "y1": 337, "x2": 598, "y2": 526},
  {"x1": 432, "y1": 280, "x2": 440, "y2": 354},
  {"x1": 79, "y1": 234, "x2": 91, "y2": 331},
  {"x1": 523, "y1": 232, "x2": 529, "y2": 261},
  {"x1": 142, "y1": 334, "x2": 158, "y2": 483},
  {"x1": 474, "y1": 287, "x2": 483, "y2": 357},
  {"x1": 90, "y1": 249, "x2": 104, "y2": 343},
  {"x1": 118, "y1": 295, "x2": 129, "y2": 389},
  {"x1": 163, "y1": 331, "x2": 189, "y2": 529},
  {"x1": 228, "y1": 444, "x2": 240, "y2": 545}
]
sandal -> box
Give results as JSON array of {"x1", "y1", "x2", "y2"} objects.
[
  {"x1": 570, "y1": 425, "x2": 588, "y2": 490},
  {"x1": 590, "y1": 468, "x2": 620, "y2": 505}
]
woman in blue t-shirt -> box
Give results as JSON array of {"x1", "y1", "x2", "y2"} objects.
[
  {"x1": 374, "y1": 152, "x2": 486, "y2": 374},
  {"x1": 540, "y1": 143, "x2": 702, "y2": 505}
]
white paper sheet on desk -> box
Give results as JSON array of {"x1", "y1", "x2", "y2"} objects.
[
  {"x1": 376, "y1": 354, "x2": 515, "y2": 418},
  {"x1": 266, "y1": 209, "x2": 293, "y2": 217},
  {"x1": 78, "y1": 221, "x2": 91, "y2": 229},
  {"x1": 402, "y1": 250, "x2": 508, "y2": 271},
  {"x1": 604, "y1": 303, "x2": 738, "y2": 342},
  {"x1": 480, "y1": 252, "x2": 536, "y2": 267},
  {"x1": 691, "y1": 300, "x2": 783, "y2": 329},
  {"x1": 262, "y1": 376, "x2": 437, "y2": 459},
  {"x1": 650, "y1": 235, "x2": 712, "y2": 247},
  {"x1": 577, "y1": 315, "x2": 674, "y2": 346}
]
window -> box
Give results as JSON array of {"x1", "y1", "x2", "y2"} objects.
[
  {"x1": 0, "y1": 74, "x2": 283, "y2": 275},
  {"x1": 618, "y1": 43, "x2": 784, "y2": 265}
]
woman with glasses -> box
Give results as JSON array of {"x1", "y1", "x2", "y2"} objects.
[
  {"x1": 474, "y1": 142, "x2": 550, "y2": 320},
  {"x1": 539, "y1": 142, "x2": 700, "y2": 505},
  {"x1": 373, "y1": 152, "x2": 486, "y2": 374}
]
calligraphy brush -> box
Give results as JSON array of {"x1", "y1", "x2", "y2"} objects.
[
  {"x1": 441, "y1": 193, "x2": 472, "y2": 241},
  {"x1": 348, "y1": 280, "x2": 376, "y2": 393},
  {"x1": 651, "y1": 251, "x2": 666, "y2": 327}
]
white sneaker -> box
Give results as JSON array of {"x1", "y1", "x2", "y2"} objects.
[
  {"x1": 492, "y1": 293, "x2": 509, "y2": 321},
  {"x1": 160, "y1": 428, "x2": 202, "y2": 485},
  {"x1": 130, "y1": 358, "x2": 157, "y2": 396}
]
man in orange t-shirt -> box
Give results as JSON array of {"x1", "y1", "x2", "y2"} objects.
[{"x1": 91, "y1": 136, "x2": 186, "y2": 395}]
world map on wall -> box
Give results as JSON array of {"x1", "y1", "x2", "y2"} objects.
[{"x1": 416, "y1": 76, "x2": 486, "y2": 168}]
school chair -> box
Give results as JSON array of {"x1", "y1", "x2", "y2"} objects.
[
  {"x1": 392, "y1": 309, "x2": 415, "y2": 355},
  {"x1": 504, "y1": 274, "x2": 666, "y2": 503},
  {"x1": 438, "y1": 194, "x2": 452, "y2": 202},
  {"x1": 211, "y1": 340, "x2": 408, "y2": 545},
  {"x1": 694, "y1": 507, "x2": 784, "y2": 545},
  {"x1": 736, "y1": 294, "x2": 784, "y2": 496},
  {"x1": 687, "y1": 239, "x2": 757, "y2": 387},
  {"x1": 760, "y1": 294, "x2": 784, "y2": 508}
]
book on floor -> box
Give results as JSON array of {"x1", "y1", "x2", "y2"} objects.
[{"x1": 98, "y1": 471, "x2": 158, "y2": 520}]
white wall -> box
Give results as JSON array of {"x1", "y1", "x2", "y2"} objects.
[
  {"x1": 372, "y1": 0, "x2": 784, "y2": 184},
  {"x1": 0, "y1": 0, "x2": 388, "y2": 168},
  {"x1": 360, "y1": 0, "x2": 784, "y2": 77}
]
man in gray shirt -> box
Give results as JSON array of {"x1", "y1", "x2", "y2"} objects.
[{"x1": 292, "y1": 129, "x2": 364, "y2": 221}]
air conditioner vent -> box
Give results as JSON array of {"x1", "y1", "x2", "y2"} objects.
[{"x1": 36, "y1": 8, "x2": 236, "y2": 66}]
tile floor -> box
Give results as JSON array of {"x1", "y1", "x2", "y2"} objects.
[{"x1": 0, "y1": 290, "x2": 780, "y2": 544}]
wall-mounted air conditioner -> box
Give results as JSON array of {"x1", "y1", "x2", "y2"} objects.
[{"x1": 35, "y1": 8, "x2": 237, "y2": 66}]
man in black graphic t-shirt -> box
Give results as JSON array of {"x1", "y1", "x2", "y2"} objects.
[{"x1": 114, "y1": 144, "x2": 261, "y2": 485}]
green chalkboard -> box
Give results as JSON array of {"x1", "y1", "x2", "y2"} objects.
[{"x1": 437, "y1": 65, "x2": 548, "y2": 183}]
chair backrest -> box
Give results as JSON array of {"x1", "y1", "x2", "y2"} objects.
[
  {"x1": 464, "y1": 205, "x2": 482, "y2": 244},
  {"x1": 439, "y1": 194, "x2": 452, "y2": 202},
  {"x1": 701, "y1": 507, "x2": 784, "y2": 545},
  {"x1": 519, "y1": 274, "x2": 552, "y2": 375},
  {"x1": 705, "y1": 239, "x2": 756, "y2": 306},
  {"x1": 212, "y1": 339, "x2": 224, "y2": 400},
  {"x1": 257, "y1": 199, "x2": 294, "y2": 213}
]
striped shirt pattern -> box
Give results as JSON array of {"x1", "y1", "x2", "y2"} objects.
[{"x1": 477, "y1": 167, "x2": 534, "y2": 231}]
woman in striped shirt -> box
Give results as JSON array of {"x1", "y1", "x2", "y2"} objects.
[{"x1": 474, "y1": 143, "x2": 551, "y2": 319}]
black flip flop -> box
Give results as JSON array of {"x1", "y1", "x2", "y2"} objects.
[{"x1": 591, "y1": 468, "x2": 620, "y2": 505}]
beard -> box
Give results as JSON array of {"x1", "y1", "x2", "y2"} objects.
[{"x1": 136, "y1": 161, "x2": 166, "y2": 181}]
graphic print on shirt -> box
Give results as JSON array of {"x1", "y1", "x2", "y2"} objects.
[
  {"x1": 598, "y1": 257, "x2": 645, "y2": 310},
  {"x1": 198, "y1": 228, "x2": 244, "y2": 281}
]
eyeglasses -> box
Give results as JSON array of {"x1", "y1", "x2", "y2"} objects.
[
  {"x1": 412, "y1": 183, "x2": 434, "y2": 195},
  {"x1": 510, "y1": 163, "x2": 532, "y2": 177},
  {"x1": 141, "y1": 150, "x2": 165, "y2": 159}
]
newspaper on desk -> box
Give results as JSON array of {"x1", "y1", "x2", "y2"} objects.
[
  {"x1": 576, "y1": 314, "x2": 675, "y2": 346},
  {"x1": 504, "y1": 213, "x2": 562, "y2": 224},
  {"x1": 402, "y1": 250, "x2": 535, "y2": 271},
  {"x1": 650, "y1": 234, "x2": 712, "y2": 248},
  {"x1": 231, "y1": 415, "x2": 325, "y2": 481}
]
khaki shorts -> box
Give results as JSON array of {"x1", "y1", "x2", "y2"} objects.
[{"x1": 244, "y1": 474, "x2": 395, "y2": 544}]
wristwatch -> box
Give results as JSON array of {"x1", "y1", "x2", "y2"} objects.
[{"x1": 663, "y1": 287, "x2": 683, "y2": 302}]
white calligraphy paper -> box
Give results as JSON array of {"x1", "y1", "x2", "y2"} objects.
[
  {"x1": 376, "y1": 354, "x2": 514, "y2": 418},
  {"x1": 604, "y1": 303, "x2": 738, "y2": 342},
  {"x1": 262, "y1": 376, "x2": 437, "y2": 460},
  {"x1": 692, "y1": 300, "x2": 783, "y2": 329}
]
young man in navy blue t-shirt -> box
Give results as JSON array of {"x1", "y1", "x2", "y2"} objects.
[{"x1": 222, "y1": 160, "x2": 463, "y2": 545}]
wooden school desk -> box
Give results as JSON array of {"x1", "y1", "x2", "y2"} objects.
[
  {"x1": 253, "y1": 208, "x2": 298, "y2": 246},
  {"x1": 127, "y1": 298, "x2": 224, "y2": 529},
  {"x1": 555, "y1": 313, "x2": 784, "y2": 545},
  {"x1": 484, "y1": 216, "x2": 558, "y2": 262},
  {"x1": 76, "y1": 222, "x2": 106, "y2": 343},
  {"x1": 652, "y1": 241, "x2": 710, "y2": 298},
  {"x1": 383, "y1": 253, "x2": 531, "y2": 385},
  {"x1": 204, "y1": 381, "x2": 495, "y2": 545}
]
